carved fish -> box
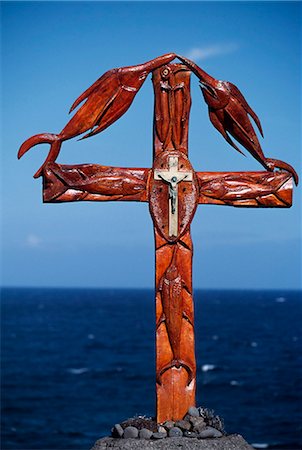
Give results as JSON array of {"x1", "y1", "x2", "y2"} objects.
[
  {"x1": 18, "y1": 53, "x2": 176, "y2": 178},
  {"x1": 177, "y1": 55, "x2": 298, "y2": 185},
  {"x1": 153, "y1": 64, "x2": 189, "y2": 150},
  {"x1": 157, "y1": 249, "x2": 193, "y2": 385},
  {"x1": 46, "y1": 163, "x2": 146, "y2": 195},
  {"x1": 42, "y1": 163, "x2": 148, "y2": 202}
]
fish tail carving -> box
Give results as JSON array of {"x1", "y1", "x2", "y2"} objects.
[
  {"x1": 265, "y1": 158, "x2": 298, "y2": 186},
  {"x1": 18, "y1": 54, "x2": 177, "y2": 178},
  {"x1": 156, "y1": 359, "x2": 193, "y2": 386},
  {"x1": 18, "y1": 133, "x2": 62, "y2": 178},
  {"x1": 157, "y1": 247, "x2": 193, "y2": 386}
]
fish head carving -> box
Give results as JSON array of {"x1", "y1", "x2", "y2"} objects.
[{"x1": 200, "y1": 80, "x2": 230, "y2": 110}]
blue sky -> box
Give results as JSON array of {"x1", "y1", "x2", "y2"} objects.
[{"x1": 1, "y1": 1, "x2": 301, "y2": 289}]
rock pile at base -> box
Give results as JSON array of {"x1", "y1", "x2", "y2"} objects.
[
  {"x1": 91, "y1": 435, "x2": 255, "y2": 450},
  {"x1": 111, "y1": 406, "x2": 225, "y2": 440}
]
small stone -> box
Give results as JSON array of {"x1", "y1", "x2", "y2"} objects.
[
  {"x1": 198, "y1": 407, "x2": 207, "y2": 418},
  {"x1": 152, "y1": 432, "x2": 166, "y2": 439},
  {"x1": 198, "y1": 426, "x2": 223, "y2": 438},
  {"x1": 163, "y1": 421, "x2": 175, "y2": 430},
  {"x1": 111, "y1": 424, "x2": 124, "y2": 438},
  {"x1": 184, "y1": 431, "x2": 198, "y2": 438},
  {"x1": 139, "y1": 428, "x2": 153, "y2": 439},
  {"x1": 190, "y1": 416, "x2": 206, "y2": 433},
  {"x1": 188, "y1": 406, "x2": 199, "y2": 417},
  {"x1": 157, "y1": 426, "x2": 167, "y2": 435},
  {"x1": 123, "y1": 426, "x2": 138, "y2": 439},
  {"x1": 175, "y1": 420, "x2": 191, "y2": 431},
  {"x1": 169, "y1": 427, "x2": 183, "y2": 437}
]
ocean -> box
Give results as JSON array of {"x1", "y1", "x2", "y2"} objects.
[{"x1": 2, "y1": 288, "x2": 301, "y2": 450}]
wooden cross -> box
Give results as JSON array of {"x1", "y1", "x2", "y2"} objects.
[{"x1": 22, "y1": 61, "x2": 294, "y2": 424}]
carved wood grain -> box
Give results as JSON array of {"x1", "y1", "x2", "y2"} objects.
[
  {"x1": 39, "y1": 62, "x2": 295, "y2": 427},
  {"x1": 42, "y1": 162, "x2": 149, "y2": 203},
  {"x1": 197, "y1": 171, "x2": 293, "y2": 207},
  {"x1": 151, "y1": 64, "x2": 197, "y2": 423},
  {"x1": 43, "y1": 163, "x2": 294, "y2": 209},
  {"x1": 18, "y1": 50, "x2": 299, "y2": 431}
]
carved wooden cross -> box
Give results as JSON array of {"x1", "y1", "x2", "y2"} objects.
[{"x1": 19, "y1": 57, "x2": 295, "y2": 424}]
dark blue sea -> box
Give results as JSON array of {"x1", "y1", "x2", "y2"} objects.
[{"x1": 2, "y1": 288, "x2": 301, "y2": 450}]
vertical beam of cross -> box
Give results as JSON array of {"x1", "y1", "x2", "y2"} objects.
[{"x1": 150, "y1": 65, "x2": 197, "y2": 422}]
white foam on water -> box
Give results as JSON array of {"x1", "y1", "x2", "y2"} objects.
[
  {"x1": 201, "y1": 364, "x2": 216, "y2": 372},
  {"x1": 230, "y1": 380, "x2": 240, "y2": 386},
  {"x1": 275, "y1": 297, "x2": 286, "y2": 303},
  {"x1": 252, "y1": 444, "x2": 269, "y2": 449},
  {"x1": 251, "y1": 341, "x2": 258, "y2": 347},
  {"x1": 67, "y1": 368, "x2": 89, "y2": 375}
]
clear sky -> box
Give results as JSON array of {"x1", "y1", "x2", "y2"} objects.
[{"x1": 1, "y1": 1, "x2": 301, "y2": 289}]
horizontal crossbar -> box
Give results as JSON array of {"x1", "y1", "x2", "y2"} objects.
[{"x1": 42, "y1": 163, "x2": 293, "y2": 208}]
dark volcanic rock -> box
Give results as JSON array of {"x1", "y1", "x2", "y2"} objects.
[
  {"x1": 91, "y1": 434, "x2": 255, "y2": 449},
  {"x1": 183, "y1": 431, "x2": 198, "y2": 438},
  {"x1": 162, "y1": 420, "x2": 174, "y2": 430},
  {"x1": 198, "y1": 426, "x2": 223, "y2": 438},
  {"x1": 120, "y1": 417, "x2": 157, "y2": 432},
  {"x1": 139, "y1": 428, "x2": 153, "y2": 439},
  {"x1": 168, "y1": 427, "x2": 183, "y2": 437},
  {"x1": 123, "y1": 426, "x2": 138, "y2": 439},
  {"x1": 111, "y1": 424, "x2": 124, "y2": 438},
  {"x1": 190, "y1": 416, "x2": 206, "y2": 433},
  {"x1": 152, "y1": 432, "x2": 167, "y2": 439},
  {"x1": 175, "y1": 420, "x2": 191, "y2": 431},
  {"x1": 188, "y1": 406, "x2": 200, "y2": 417}
]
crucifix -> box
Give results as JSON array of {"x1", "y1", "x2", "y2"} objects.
[
  {"x1": 18, "y1": 53, "x2": 297, "y2": 424},
  {"x1": 154, "y1": 155, "x2": 193, "y2": 236}
]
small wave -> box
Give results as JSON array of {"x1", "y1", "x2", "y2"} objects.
[
  {"x1": 87, "y1": 334, "x2": 95, "y2": 339},
  {"x1": 67, "y1": 368, "x2": 89, "y2": 375},
  {"x1": 251, "y1": 341, "x2": 258, "y2": 347},
  {"x1": 275, "y1": 297, "x2": 286, "y2": 303},
  {"x1": 201, "y1": 364, "x2": 216, "y2": 372},
  {"x1": 252, "y1": 444, "x2": 269, "y2": 449},
  {"x1": 230, "y1": 380, "x2": 240, "y2": 386}
]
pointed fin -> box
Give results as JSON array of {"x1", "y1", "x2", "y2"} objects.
[
  {"x1": 224, "y1": 81, "x2": 264, "y2": 137},
  {"x1": 224, "y1": 107, "x2": 255, "y2": 144},
  {"x1": 78, "y1": 86, "x2": 123, "y2": 140},
  {"x1": 69, "y1": 70, "x2": 116, "y2": 113},
  {"x1": 208, "y1": 109, "x2": 245, "y2": 156}
]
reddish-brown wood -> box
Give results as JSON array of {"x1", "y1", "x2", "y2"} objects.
[
  {"x1": 197, "y1": 171, "x2": 293, "y2": 207},
  {"x1": 42, "y1": 163, "x2": 149, "y2": 203},
  {"x1": 18, "y1": 53, "x2": 176, "y2": 178},
  {"x1": 151, "y1": 65, "x2": 197, "y2": 422},
  {"x1": 177, "y1": 55, "x2": 298, "y2": 186},
  {"x1": 19, "y1": 55, "x2": 297, "y2": 425},
  {"x1": 43, "y1": 164, "x2": 293, "y2": 209}
]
